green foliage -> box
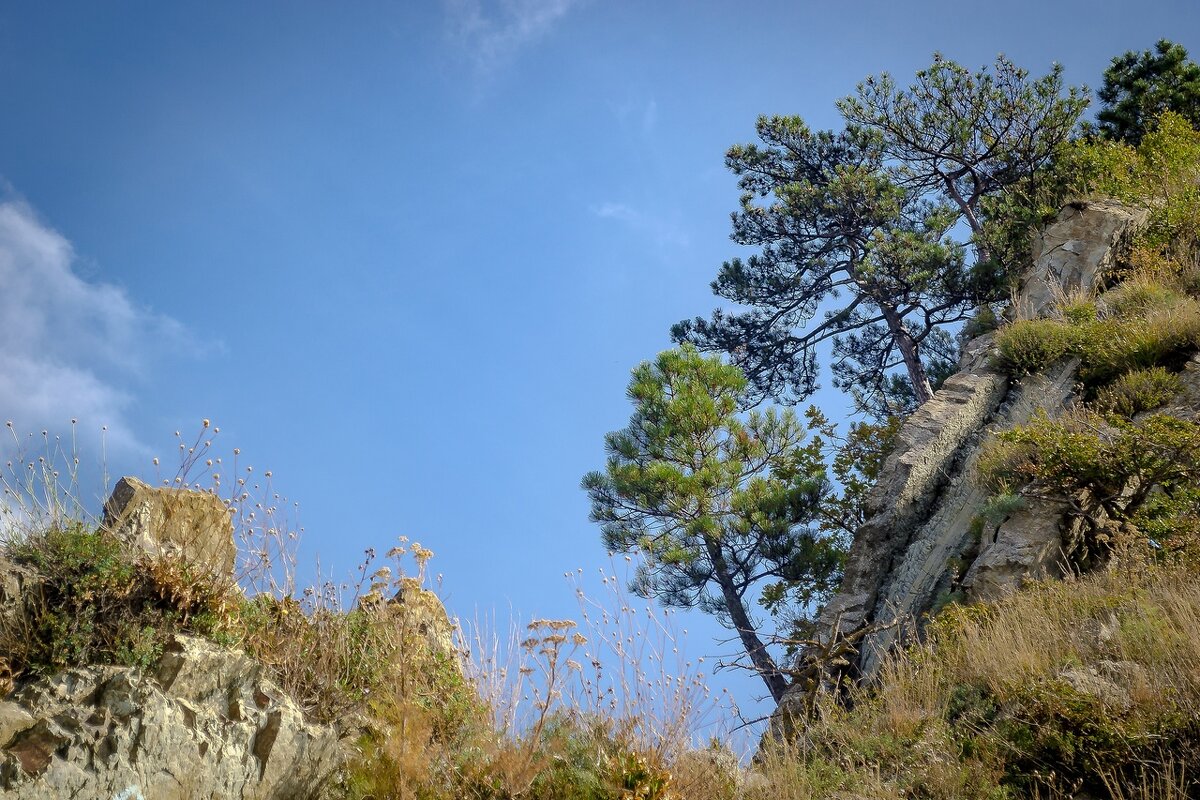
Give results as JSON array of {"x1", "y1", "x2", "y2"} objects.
[
  {"x1": 982, "y1": 108, "x2": 1200, "y2": 279},
  {"x1": 807, "y1": 409, "x2": 902, "y2": 539},
  {"x1": 1097, "y1": 39, "x2": 1200, "y2": 144},
  {"x1": 1077, "y1": 111, "x2": 1200, "y2": 256},
  {"x1": 961, "y1": 304, "x2": 1002, "y2": 339},
  {"x1": 1058, "y1": 296, "x2": 1099, "y2": 325},
  {"x1": 994, "y1": 318, "x2": 1079, "y2": 374},
  {"x1": 237, "y1": 596, "x2": 394, "y2": 720},
  {"x1": 993, "y1": 276, "x2": 1200, "y2": 386},
  {"x1": 2, "y1": 525, "x2": 235, "y2": 676},
  {"x1": 1093, "y1": 366, "x2": 1184, "y2": 419},
  {"x1": 678, "y1": 53, "x2": 1090, "y2": 418},
  {"x1": 583, "y1": 344, "x2": 835, "y2": 702},
  {"x1": 671, "y1": 116, "x2": 969, "y2": 417},
  {"x1": 978, "y1": 492, "x2": 1027, "y2": 523},
  {"x1": 1101, "y1": 277, "x2": 1187, "y2": 318},
  {"x1": 1129, "y1": 483, "x2": 1200, "y2": 567},
  {"x1": 979, "y1": 410, "x2": 1200, "y2": 562},
  {"x1": 1077, "y1": 302, "x2": 1200, "y2": 387},
  {"x1": 840, "y1": 53, "x2": 1089, "y2": 271}
]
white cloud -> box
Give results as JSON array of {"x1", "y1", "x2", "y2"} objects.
[
  {"x1": 444, "y1": 0, "x2": 586, "y2": 75},
  {"x1": 0, "y1": 199, "x2": 191, "y2": 461},
  {"x1": 590, "y1": 201, "x2": 690, "y2": 249}
]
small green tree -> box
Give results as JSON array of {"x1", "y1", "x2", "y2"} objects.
[
  {"x1": 1097, "y1": 39, "x2": 1200, "y2": 144},
  {"x1": 582, "y1": 345, "x2": 836, "y2": 703}
]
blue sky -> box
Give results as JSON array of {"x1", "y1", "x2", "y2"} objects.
[{"x1": 1, "y1": 1, "x2": 1196, "y2": 731}]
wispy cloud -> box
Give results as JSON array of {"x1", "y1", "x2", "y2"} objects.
[
  {"x1": 444, "y1": 0, "x2": 586, "y2": 76},
  {"x1": 0, "y1": 198, "x2": 192, "y2": 460},
  {"x1": 590, "y1": 201, "x2": 690, "y2": 249}
]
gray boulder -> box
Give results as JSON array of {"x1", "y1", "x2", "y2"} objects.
[{"x1": 0, "y1": 635, "x2": 341, "y2": 800}]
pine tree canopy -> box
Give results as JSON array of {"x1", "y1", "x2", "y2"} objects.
[
  {"x1": 675, "y1": 55, "x2": 1088, "y2": 416},
  {"x1": 581, "y1": 344, "x2": 837, "y2": 702},
  {"x1": 1097, "y1": 39, "x2": 1200, "y2": 144}
]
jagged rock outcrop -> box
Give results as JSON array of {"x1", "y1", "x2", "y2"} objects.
[
  {"x1": 780, "y1": 201, "x2": 1151, "y2": 719},
  {"x1": 103, "y1": 476, "x2": 236, "y2": 578},
  {"x1": 0, "y1": 635, "x2": 341, "y2": 799},
  {"x1": 1, "y1": 478, "x2": 468, "y2": 798}
]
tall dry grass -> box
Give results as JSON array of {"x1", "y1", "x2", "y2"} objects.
[{"x1": 751, "y1": 566, "x2": 1200, "y2": 799}]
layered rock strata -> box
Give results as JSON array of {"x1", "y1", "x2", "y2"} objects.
[{"x1": 802, "y1": 201, "x2": 1152, "y2": 691}]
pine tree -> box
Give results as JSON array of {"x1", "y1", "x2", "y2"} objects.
[
  {"x1": 673, "y1": 118, "x2": 969, "y2": 417},
  {"x1": 1097, "y1": 39, "x2": 1200, "y2": 144},
  {"x1": 582, "y1": 345, "x2": 836, "y2": 703}
]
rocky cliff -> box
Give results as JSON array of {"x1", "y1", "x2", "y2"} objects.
[
  {"x1": 0, "y1": 635, "x2": 342, "y2": 800},
  {"x1": 779, "y1": 200, "x2": 1161, "y2": 724},
  {"x1": 0, "y1": 478, "x2": 461, "y2": 799}
]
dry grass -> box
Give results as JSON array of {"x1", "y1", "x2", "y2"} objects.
[
  {"x1": 7, "y1": 421, "x2": 1200, "y2": 799},
  {"x1": 751, "y1": 566, "x2": 1200, "y2": 799}
]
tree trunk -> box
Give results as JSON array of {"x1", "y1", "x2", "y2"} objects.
[
  {"x1": 704, "y1": 537, "x2": 790, "y2": 704},
  {"x1": 942, "y1": 176, "x2": 993, "y2": 266},
  {"x1": 881, "y1": 306, "x2": 933, "y2": 407}
]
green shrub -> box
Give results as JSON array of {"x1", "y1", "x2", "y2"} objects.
[
  {"x1": 1059, "y1": 297, "x2": 1099, "y2": 324},
  {"x1": 1093, "y1": 366, "x2": 1184, "y2": 418},
  {"x1": 981, "y1": 112, "x2": 1200, "y2": 292},
  {"x1": 994, "y1": 318, "x2": 1079, "y2": 374},
  {"x1": 961, "y1": 304, "x2": 1002, "y2": 339},
  {"x1": 978, "y1": 410, "x2": 1200, "y2": 566},
  {"x1": 1100, "y1": 278, "x2": 1188, "y2": 319},
  {"x1": 1077, "y1": 302, "x2": 1200, "y2": 386},
  {"x1": 2, "y1": 525, "x2": 235, "y2": 677}
]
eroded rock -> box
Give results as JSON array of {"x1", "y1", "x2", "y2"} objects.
[
  {"x1": 1019, "y1": 201, "x2": 1150, "y2": 318},
  {"x1": 103, "y1": 476, "x2": 236, "y2": 579},
  {"x1": 0, "y1": 636, "x2": 341, "y2": 800},
  {"x1": 776, "y1": 201, "x2": 1152, "y2": 729}
]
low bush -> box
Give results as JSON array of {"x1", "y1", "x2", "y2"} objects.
[
  {"x1": 753, "y1": 567, "x2": 1200, "y2": 798},
  {"x1": 1077, "y1": 300, "x2": 1200, "y2": 386},
  {"x1": 1, "y1": 524, "x2": 237, "y2": 677},
  {"x1": 993, "y1": 277, "x2": 1200, "y2": 389},
  {"x1": 977, "y1": 410, "x2": 1200, "y2": 570},
  {"x1": 994, "y1": 318, "x2": 1079, "y2": 375},
  {"x1": 1093, "y1": 366, "x2": 1184, "y2": 419}
]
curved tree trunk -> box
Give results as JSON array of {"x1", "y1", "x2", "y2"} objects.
[
  {"x1": 881, "y1": 305, "x2": 933, "y2": 407},
  {"x1": 704, "y1": 537, "x2": 790, "y2": 704}
]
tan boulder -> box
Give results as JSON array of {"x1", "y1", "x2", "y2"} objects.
[
  {"x1": 102, "y1": 476, "x2": 236, "y2": 579},
  {"x1": 391, "y1": 576, "x2": 460, "y2": 665}
]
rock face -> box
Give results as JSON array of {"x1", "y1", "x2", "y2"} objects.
[
  {"x1": 0, "y1": 635, "x2": 341, "y2": 800},
  {"x1": 103, "y1": 476, "x2": 236, "y2": 579},
  {"x1": 787, "y1": 201, "x2": 1152, "y2": 704},
  {"x1": 1019, "y1": 200, "x2": 1149, "y2": 318}
]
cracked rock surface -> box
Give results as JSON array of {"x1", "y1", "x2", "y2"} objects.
[
  {"x1": 777, "y1": 201, "x2": 1151, "y2": 726},
  {"x1": 0, "y1": 635, "x2": 341, "y2": 800}
]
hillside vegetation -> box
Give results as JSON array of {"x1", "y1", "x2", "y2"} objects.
[{"x1": 3, "y1": 46, "x2": 1200, "y2": 800}]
